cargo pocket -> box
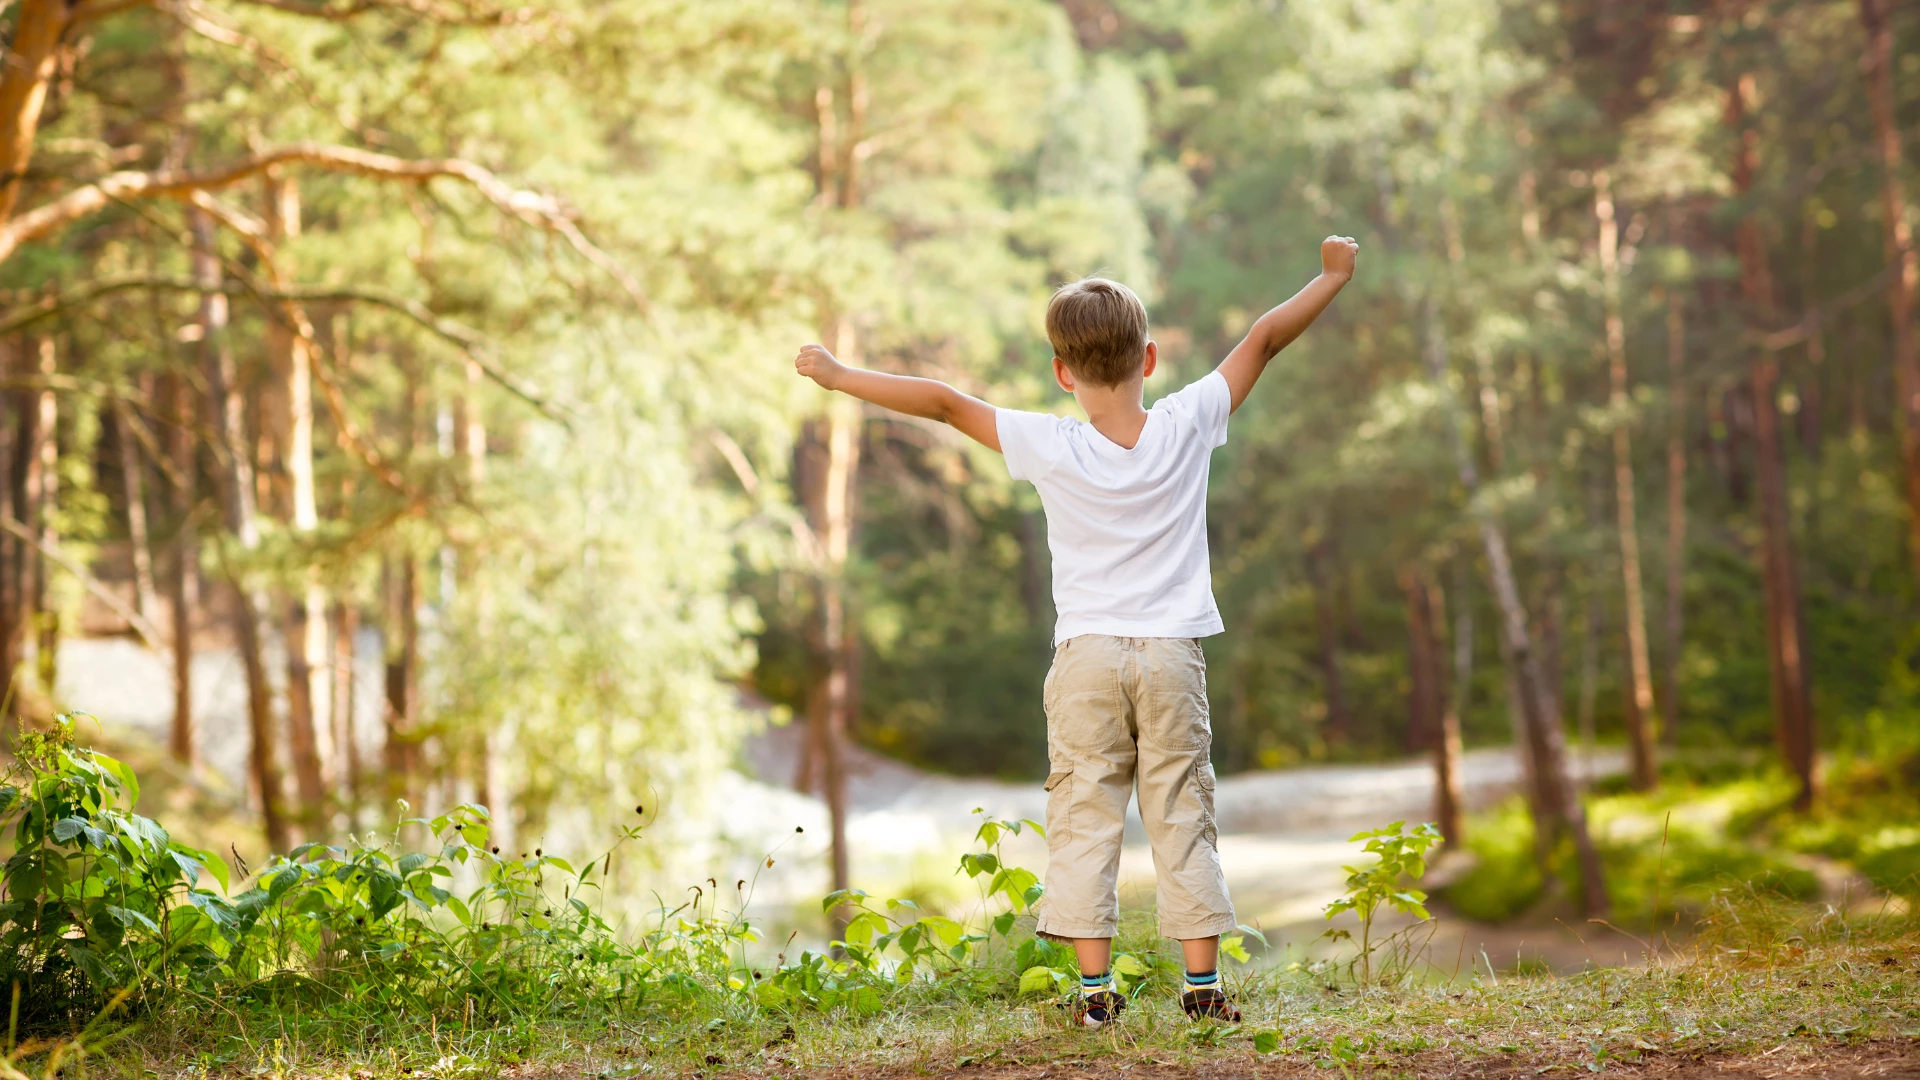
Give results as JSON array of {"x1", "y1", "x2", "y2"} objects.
[
  {"x1": 1191, "y1": 760, "x2": 1218, "y2": 849},
  {"x1": 1043, "y1": 768, "x2": 1073, "y2": 845}
]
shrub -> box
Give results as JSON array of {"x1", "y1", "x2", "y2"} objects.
[{"x1": 0, "y1": 719, "x2": 235, "y2": 1029}]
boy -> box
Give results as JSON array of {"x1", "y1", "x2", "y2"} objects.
[{"x1": 794, "y1": 235, "x2": 1360, "y2": 1026}]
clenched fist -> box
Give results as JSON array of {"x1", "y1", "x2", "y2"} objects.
[
  {"x1": 794, "y1": 343, "x2": 846, "y2": 390},
  {"x1": 1321, "y1": 235, "x2": 1360, "y2": 281}
]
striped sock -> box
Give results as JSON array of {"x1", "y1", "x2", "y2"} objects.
[
  {"x1": 1080, "y1": 970, "x2": 1113, "y2": 996},
  {"x1": 1183, "y1": 968, "x2": 1219, "y2": 993}
]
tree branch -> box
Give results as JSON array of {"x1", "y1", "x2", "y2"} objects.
[
  {"x1": 70, "y1": 0, "x2": 155, "y2": 25},
  {"x1": 69, "y1": 0, "x2": 526, "y2": 26},
  {"x1": 220, "y1": 0, "x2": 523, "y2": 25},
  {"x1": 0, "y1": 142, "x2": 646, "y2": 307},
  {"x1": 1757, "y1": 256, "x2": 1901, "y2": 352},
  {"x1": 0, "y1": 272, "x2": 568, "y2": 424},
  {"x1": 0, "y1": 513, "x2": 168, "y2": 654}
]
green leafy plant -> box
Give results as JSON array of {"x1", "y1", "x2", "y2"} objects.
[
  {"x1": 769, "y1": 812, "x2": 1052, "y2": 1012},
  {"x1": 1322, "y1": 821, "x2": 1443, "y2": 984},
  {"x1": 0, "y1": 717, "x2": 233, "y2": 1029}
]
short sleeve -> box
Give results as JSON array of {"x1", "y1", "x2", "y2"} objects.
[
  {"x1": 996, "y1": 408, "x2": 1064, "y2": 482},
  {"x1": 1163, "y1": 370, "x2": 1231, "y2": 449}
]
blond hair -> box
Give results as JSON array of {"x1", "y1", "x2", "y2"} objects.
[{"x1": 1044, "y1": 277, "x2": 1149, "y2": 387}]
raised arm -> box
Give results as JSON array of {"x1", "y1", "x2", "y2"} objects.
[
  {"x1": 1215, "y1": 235, "x2": 1359, "y2": 413},
  {"x1": 795, "y1": 343, "x2": 1002, "y2": 452}
]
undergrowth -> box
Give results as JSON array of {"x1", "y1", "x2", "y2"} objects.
[
  {"x1": 1440, "y1": 743, "x2": 1920, "y2": 927},
  {"x1": 3, "y1": 716, "x2": 1916, "y2": 1079}
]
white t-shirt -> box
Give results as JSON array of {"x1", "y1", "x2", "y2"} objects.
[{"x1": 997, "y1": 370, "x2": 1231, "y2": 646}]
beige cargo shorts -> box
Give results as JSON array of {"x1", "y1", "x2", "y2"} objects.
[{"x1": 1034, "y1": 634, "x2": 1236, "y2": 941}]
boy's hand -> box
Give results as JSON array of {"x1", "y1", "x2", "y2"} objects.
[
  {"x1": 1321, "y1": 235, "x2": 1359, "y2": 281},
  {"x1": 1216, "y1": 234, "x2": 1360, "y2": 413},
  {"x1": 795, "y1": 343, "x2": 847, "y2": 391}
]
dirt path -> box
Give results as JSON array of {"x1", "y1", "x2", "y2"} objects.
[{"x1": 730, "y1": 1039, "x2": 1919, "y2": 1079}]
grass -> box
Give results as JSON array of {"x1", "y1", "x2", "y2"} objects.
[
  {"x1": 9, "y1": 722, "x2": 1919, "y2": 1079},
  {"x1": 9, "y1": 892, "x2": 1915, "y2": 1079}
]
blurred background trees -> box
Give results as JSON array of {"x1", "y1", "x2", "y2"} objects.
[{"x1": 1, "y1": 0, "x2": 1916, "y2": 905}]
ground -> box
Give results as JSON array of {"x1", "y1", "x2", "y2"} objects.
[{"x1": 730, "y1": 1040, "x2": 1919, "y2": 1079}]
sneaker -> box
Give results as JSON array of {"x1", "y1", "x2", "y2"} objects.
[
  {"x1": 1066, "y1": 989, "x2": 1128, "y2": 1028},
  {"x1": 1181, "y1": 986, "x2": 1241, "y2": 1022}
]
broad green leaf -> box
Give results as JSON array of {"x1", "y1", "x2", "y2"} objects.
[
  {"x1": 917, "y1": 915, "x2": 965, "y2": 947},
  {"x1": 822, "y1": 888, "x2": 867, "y2": 913},
  {"x1": 848, "y1": 986, "x2": 884, "y2": 1017},
  {"x1": 105, "y1": 905, "x2": 160, "y2": 932},
  {"x1": 1018, "y1": 965, "x2": 1055, "y2": 994},
  {"x1": 63, "y1": 942, "x2": 112, "y2": 987},
  {"x1": 92, "y1": 752, "x2": 139, "y2": 806},
  {"x1": 843, "y1": 910, "x2": 887, "y2": 947},
  {"x1": 997, "y1": 868, "x2": 1040, "y2": 910}
]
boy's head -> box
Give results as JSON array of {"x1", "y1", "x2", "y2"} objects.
[{"x1": 1045, "y1": 278, "x2": 1151, "y2": 388}]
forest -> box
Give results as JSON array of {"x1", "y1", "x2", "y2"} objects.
[{"x1": 0, "y1": 0, "x2": 1917, "y2": 1076}]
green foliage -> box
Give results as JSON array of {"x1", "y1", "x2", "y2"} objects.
[
  {"x1": 0, "y1": 718, "x2": 232, "y2": 1029},
  {"x1": 1321, "y1": 821, "x2": 1443, "y2": 984},
  {"x1": 771, "y1": 813, "x2": 1051, "y2": 1010},
  {"x1": 4, "y1": 735, "x2": 1913, "y2": 1076},
  {"x1": 0, "y1": 739, "x2": 1305, "y2": 1063},
  {"x1": 1, "y1": 723, "x2": 701, "y2": 1033},
  {"x1": 1442, "y1": 799, "x2": 1547, "y2": 924},
  {"x1": 1441, "y1": 759, "x2": 1920, "y2": 934}
]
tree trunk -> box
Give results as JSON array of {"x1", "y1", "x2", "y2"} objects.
[
  {"x1": 1423, "y1": 290, "x2": 1608, "y2": 916},
  {"x1": 806, "y1": 3, "x2": 870, "y2": 908},
  {"x1": 193, "y1": 207, "x2": 289, "y2": 851},
  {"x1": 8, "y1": 343, "x2": 39, "y2": 708},
  {"x1": 383, "y1": 350, "x2": 421, "y2": 804},
  {"x1": 1576, "y1": 591, "x2": 1601, "y2": 786},
  {"x1": 112, "y1": 404, "x2": 160, "y2": 622},
  {"x1": 0, "y1": 0, "x2": 71, "y2": 229},
  {"x1": 1310, "y1": 535, "x2": 1351, "y2": 747},
  {"x1": 1449, "y1": 558, "x2": 1473, "y2": 745},
  {"x1": 1858, "y1": 0, "x2": 1920, "y2": 598},
  {"x1": 1594, "y1": 170, "x2": 1659, "y2": 790},
  {"x1": 1728, "y1": 69, "x2": 1819, "y2": 810},
  {"x1": 26, "y1": 336, "x2": 58, "y2": 694},
  {"x1": 263, "y1": 170, "x2": 332, "y2": 833},
  {"x1": 383, "y1": 556, "x2": 418, "y2": 801},
  {"x1": 331, "y1": 600, "x2": 360, "y2": 815},
  {"x1": 165, "y1": 373, "x2": 197, "y2": 767},
  {"x1": 1402, "y1": 566, "x2": 1463, "y2": 842},
  {"x1": 1796, "y1": 211, "x2": 1825, "y2": 460},
  {"x1": 461, "y1": 355, "x2": 511, "y2": 843},
  {"x1": 1660, "y1": 289, "x2": 1687, "y2": 744},
  {"x1": 808, "y1": 384, "x2": 860, "y2": 902},
  {"x1": 0, "y1": 342, "x2": 14, "y2": 741}
]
